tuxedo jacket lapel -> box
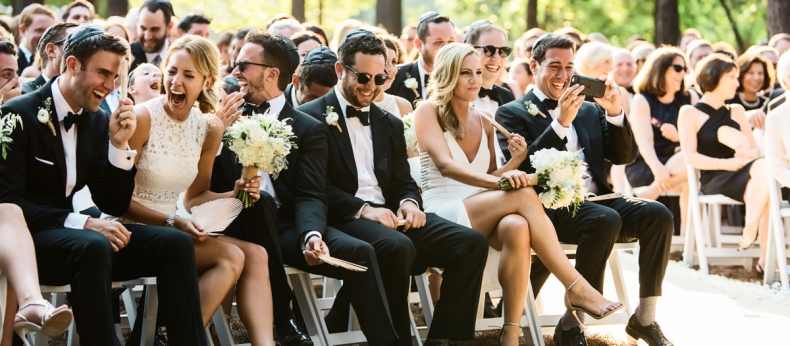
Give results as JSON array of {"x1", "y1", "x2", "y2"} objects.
[
  {"x1": 37, "y1": 84, "x2": 68, "y2": 185},
  {"x1": 524, "y1": 92, "x2": 554, "y2": 129},
  {"x1": 325, "y1": 89, "x2": 357, "y2": 180},
  {"x1": 369, "y1": 105, "x2": 389, "y2": 181}
]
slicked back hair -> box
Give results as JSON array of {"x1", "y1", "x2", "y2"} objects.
[
  {"x1": 244, "y1": 30, "x2": 292, "y2": 91},
  {"x1": 61, "y1": 33, "x2": 127, "y2": 74}
]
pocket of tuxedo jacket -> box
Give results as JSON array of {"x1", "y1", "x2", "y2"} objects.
[{"x1": 34, "y1": 157, "x2": 54, "y2": 166}]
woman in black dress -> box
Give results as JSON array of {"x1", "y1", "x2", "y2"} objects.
[
  {"x1": 678, "y1": 54, "x2": 769, "y2": 270},
  {"x1": 726, "y1": 53, "x2": 774, "y2": 131},
  {"x1": 628, "y1": 47, "x2": 697, "y2": 232}
]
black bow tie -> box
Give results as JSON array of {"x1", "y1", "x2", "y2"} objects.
[
  {"x1": 62, "y1": 111, "x2": 83, "y2": 132},
  {"x1": 478, "y1": 87, "x2": 502, "y2": 104},
  {"x1": 241, "y1": 102, "x2": 270, "y2": 116},
  {"x1": 542, "y1": 98, "x2": 558, "y2": 110},
  {"x1": 346, "y1": 106, "x2": 370, "y2": 126},
  {"x1": 423, "y1": 74, "x2": 430, "y2": 87}
]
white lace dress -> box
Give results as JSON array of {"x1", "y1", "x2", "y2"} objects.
[
  {"x1": 108, "y1": 97, "x2": 207, "y2": 222},
  {"x1": 374, "y1": 93, "x2": 402, "y2": 117}
]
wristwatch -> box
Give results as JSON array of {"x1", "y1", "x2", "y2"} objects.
[{"x1": 165, "y1": 214, "x2": 176, "y2": 228}]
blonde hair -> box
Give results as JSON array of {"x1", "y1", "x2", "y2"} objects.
[
  {"x1": 163, "y1": 35, "x2": 220, "y2": 113},
  {"x1": 574, "y1": 41, "x2": 613, "y2": 77},
  {"x1": 428, "y1": 42, "x2": 476, "y2": 140}
]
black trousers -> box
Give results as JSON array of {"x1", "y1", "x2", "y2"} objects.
[
  {"x1": 31, "y1": 225, "x2": 207, "y2": 346},
  {"x1": 531, "y1": 197, "x2": 674, "y2": 299},
  {"x1": 331, "y1": 214, "x2": 488, "y2": 344}
]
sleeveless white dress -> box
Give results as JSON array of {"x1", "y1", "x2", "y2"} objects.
[
  {"x1": 421, "y1": 117, "x2": 489, "y2": 227},
  {"x1": 374, "y1": 93, "x2": 402, "y2": 117},
  {"x1": 109, "y1": 97, "x2": 207, "y2": 223}
]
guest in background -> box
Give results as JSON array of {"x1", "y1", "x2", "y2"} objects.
[
  {"x1": 176, "y1": 13, "x2": 211, "y2": 39},
  {"x1": 22, "y1": 23, "x2": 78, "y2": 94},
  {"x1": 766, "y1": 52, "x2": 790, "y2": 112},
  {"x1": 329, "y1": 19, "x2": 361, "y2": 51},
  {"x1": 400, "y1": 24, "x2": 417, "y2": 57},
  {"x1": 679, "y1": 28, "x2": 703, "y2": 52},
  {"x1": 508, "y1": 58, "x2": 533, "y2": 96},
  {"x1": 726, "y1": 53, "x2": 774, "y2": 131},
  {"x1": 103, "y1": 17, "x2": 132, "y2": 43},
  {"x1": 464, "y1": 20, "x2": 515, "y2": 114},
  {"x1": 303, "y1": 23, "x2": 328, "y2": 46},
  {"x1": 216, "y1": 28, "x2": 236, "y2": 67},
  {"x1": 126, "y1": 63, "x2": 161, "y2": 104},
  {"x1": 685, "y1": 39, "x2": 713, "y2": 92},
  {"x1": 220, "y1": 28, "x2": 251, "y2": 78},
  {"x1": 611, "y1": 48, "x2": 636, "y2": 96},
  {"x1": 285, "y1": 45, "x2": 336, "y2": 107},
  {"x1": 374, "y1": 34, "x2": 413, "y2": 118},
  {"x1": 130, "y1": 0, "x2": 175, "y2": 71},
  {"x1": 266, "y1": 18, "x2": 303, "y2": 39},
  {"x1": 515, "y1": 28, "x2": 546, "y2": 60},
  {"x1": 631, "y1": 42, "x2": 655, "y2": 76},
  {"x1": 575, "y1": 41, "x2": 630, "y2": 114},
  {"x1": 62, "y1": 0, "x2": 95, "y2": 25},
  {"x1": 15, "y1": 5, "x2": 55, "y2": 76},
  {"x1": 291, "y1": 31, "x2": 322, "y2": 63},
  {"x1": 769, "y1": 33, "x2": 790, "y2": 56}
]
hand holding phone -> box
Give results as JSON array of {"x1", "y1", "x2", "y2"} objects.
[{"x1": 570, "y1": 75, "x2": 606, "y2": 99}]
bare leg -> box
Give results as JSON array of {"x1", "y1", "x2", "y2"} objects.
[
  {"x1": 194, "y1": 237, "x2": 245, "y2": 326},
  {"x1": 427, "y1": 271, "x2": 442, "y2": 305},
  {"x1": 216, "y1": 236, "x2": 275, "y2": 346},
  {"x1": 743, "y1": 159, "x2": 770, "y2": 264},
  {"x1": 0, "y1": 205, "x2": 44, "y2": 307}
]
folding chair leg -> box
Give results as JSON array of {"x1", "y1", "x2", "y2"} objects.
[
  {"x1": 773, "y1": 212, "x2": 790, "y2": 292},
  {"x1": 408, "y1": 304, "x2": 423, "y2": 346},
  {"x1": 210, "y1": 308, "x2": 235, "y2": 346},
  {"x1": 766, "y1": 217, "x2": 778, "y2": 285},
  {"x1": 290, "y1": 272, "x2": 329, "y2": 346},
  {"x1": 608, "y1": 250, "x2": 635, "y2": 316},
  {"x1": 414, "y1": 274, "x2": 434, "y2": 326},
  {"x1": 522, "y1": 283, "x2": 544, "y2": 346},
  {"x1": 140, "y1": 286, "x2": 159, "y2": 346}
]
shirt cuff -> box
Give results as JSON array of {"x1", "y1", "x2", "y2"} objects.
[
  {"x1": 354, "y1": 203, "x2": 369, "y2": 219},
  {"x1": 605, "y1": 109, "x2": 625, "y2": 127},
  {"x1": 65, "y1": 213, "x2": 90, "y2": 229},
  {"x1": 108, "y1": 141, "x2": 137, "y2": 171},
  {"x1": 551, "y1": 119, "x2": 570, "y2": 139},
  {"x1": 302, "y1": 231, "x2": 322, "y2": 249},
  {"x1": 399, "y1": 198, "x2": 420, "y2": 208}
]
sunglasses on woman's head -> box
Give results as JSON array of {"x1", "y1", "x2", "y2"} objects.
[
  {"x1": 474, "y1": 45, "x2": 512, "y2": 58},
  {"x1": 234, "y1": 60, "x2": 274, "y2": 73},
  {"x1": 671, "y1": 64, "x2": 688, "y2": 73},
  {"x1": 343, "y1": 63, "x2": 390, "y2": 86}
]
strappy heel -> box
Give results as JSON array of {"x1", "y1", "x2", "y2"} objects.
[
  {"x1": 563, "y1": 275, "x2": 622, "y2": 326},
  {"x1": 497, "y1": 322, "x2": 520, "y2": 346},
  {"x1": 14, "y1": 299, "x2": 73, "y2": 346}
]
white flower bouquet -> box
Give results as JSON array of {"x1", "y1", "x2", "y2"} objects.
[
  {"x1": 0, "y1": 111, "x2": 22, "y2": 160},
  {"x1": 401, "y1": 112, "x2": 417, "y2": 153},
  {"x1": 224, "y1": 111, "x2": 297, "y2": 208},
  {"x1": 499, "y1": 148, "x2": 589, "y2": 216}
]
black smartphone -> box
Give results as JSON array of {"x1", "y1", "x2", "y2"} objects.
[{"x1": 570, "y1": 75, "x2": 606, "y2": 99}]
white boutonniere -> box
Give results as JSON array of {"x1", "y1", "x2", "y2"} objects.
[
  {"x1": 404, "y1": 72, "x2": 421, "y2": 101},
  {"x1": 524, "y1": 100, "x2": 547, "y2": 118},
  {"x1": 38, "y1": 97, "x2": 56, "y2": 136},
  {"x1": 324, "y1": 106, "x2": 342, "y2": 133}
]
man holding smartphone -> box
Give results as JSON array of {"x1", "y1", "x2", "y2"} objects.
[{"x1": 496, "y1": 33, "x2": 675, "y2": 346}]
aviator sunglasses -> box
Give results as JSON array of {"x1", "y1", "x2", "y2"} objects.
[
  {"x1": 671, "y1": 64, "x2": 688, "y2": 73},
  {"x1": 474, "y1": 45, "x2": 513, "y2": 58},
  {"x1": 343, "y1": 63, "x2": 391, "y2": 86},
  {"x1": 233, "y1": 60, "x2": 275, "y2": 73}
]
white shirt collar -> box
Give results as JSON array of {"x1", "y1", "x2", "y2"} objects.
[
  {"x1": 41, "y1": 72, "x2": 51, "y2": 82},
  {"x1": 417, "y1": 59, "x2": 429, "y2": 85},
  {"x1": 532, "y1": 86, "x2": 550, "y2": 102},
  {"x1": 290, "y1": 86, "x2": 300, "y2": 107},
  {"x1": 334, "y1": 85, "x2": 370, "y2": 117},
  {"x1": 52, "y1": 78, "x2": 83, "y2": 122},
  {"x1": 19, "y1": 45, "x2": 33, "y2": 63},
  {"x1": 266, "y1": 93, "x2": 286, "y2": 116},
  {"x1": 144, "y1": 40, "x2": 168, "y2": 64}
]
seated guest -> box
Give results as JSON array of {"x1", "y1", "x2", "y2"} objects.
[
  {"x1": 0, "y1": 42, "x2": 21, "y2": 101},
  {"x1": 103, "y1": 17, "x2": 132, "y2": 43},
  {"x1": 22, "y1": 23, "x2": 78, "y2": 94},
  {"x1": 627, "y1": 47, "x2": 695, "y2": 232},
  {"x1": 220, "y1": 28, "x2": 252, "y2": 79},
  {"x1": 679, "y1": 53, "x2": 771, "y2": 273},
  {"x1": 496, "y1": 34, "x2": 675, "y2": 346},
  {"x1": 574, "y1": 41, "x2": 630, "y2": 114},
  {"x1": 303, "y1": 23, "x2": 328, "y2": 46},
  {"x1": 216, "y1": 28, "x2": 236, "y2": 67},
  {"x1": 766, "y1": 52, "x2": 790, "y2": 113},
  {"x1": 285, "y1": 45, "x2": 336, "y2": 108},
  {"x1": 679, "y1": 28, "x2": 702, "y2": 53},
  {"x1": 62, "y1": 0, "x2": 95, "y2": 25},
  {"x1": 508, "y1": 58, "x2": 533, "y2": 96},
  {"x1": 267, "y1": 18, "x2": 303, "y2": 39},
  {"x1": 374, "y1": 34, "x2": 413, "y2": 118},
  {"x1": 726, "y1": 53, "x2": 774, "y2": 131},
  {"x1": 298, "y1": 29, "x2": 489, "y2": 346},
  {"x1": 15, "y1": 5, "x2": 56, "y2": 76},
  {"x1": 765, "y1": 52, "x2": 790, "y2": 215},
  {"x1": 0, "y1": 25, "x2": 208, "y2": 346},
  {"x1": 415, "y1": 43, "x2": 622, "y2": 346},
  {"x1": 463, "y1": 20, "x2": 516, "y2": 114},
  {"x1": 631, "y1": 42, "x2": 655, "y2": 76},
  {"x1": 126, "y1": 62, "x2": 162, "y2": 104},
  {"x1": 290, "y1": 31, "x2": 322, "y2": 63},
  {"x1": 176, "y1": 13, "x2": 211, "y2": 39},
  {"x1": 685, "y1": 39, "x2": 713, "y2": 93},
  {"x1": 611, "y1": 48, "x2": 636, "y2": 97}
]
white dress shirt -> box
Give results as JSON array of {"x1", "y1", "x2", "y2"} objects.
[
  {"x1": 290, "y1": 88, "x2": 300, "y2": 107},
  {"x1": 51, "y1": 80, "x2": 137, "y2": 229},
  {"x1": 258, "y1": 94, "x2": 284, "y2": 205},
  {"x1": 144, "y1": 40, "x2": 168, "y2": 65},
  {"x1": 532, "y1": 87, "x2": 624, "y2": 194},
  {"x1": 417, "y1": 59, "x2": 430, "y2": 100}
]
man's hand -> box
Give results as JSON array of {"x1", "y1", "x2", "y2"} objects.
[
  {"x1": 84, "y1": 218, "x2": 132, "y2": 252},
  {"x1": 360, "y1": 205, "x2": 399, "y2": 229},
  {"x1": 304, "y1": 236, "x2": 329, "y2": 266},
  {"x1": 109, "y1": 98, "x2": 136, "y2": 149},
  {"x1": 592, "y1": 76, "x2": 622, "y2": 116},
  {"x1": 216, "y1": 92, "x2": 244, "y2": 128},
  {"x1": 396, "y1": 200, "x2": 426, "y2": 231},
  {"x1": 0, "y1": 75, "x2": 21, "y2": 103},
  {"x1": 557, "y1": 84, "x2": 585, "y2": 127}
]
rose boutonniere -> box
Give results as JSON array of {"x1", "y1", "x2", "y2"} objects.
[
  {"x1": 324, "y1": 106, "x2": 342, "y2": 133},
  {"x1": 404, "y1": 72, "x2": 420, "y2": 100},
  {"x1": 38, "y1": 97, "x2": 56, "y2": 136},
  {"x1": 524, "y1": 100, "x2": 547, "y2": 118}
]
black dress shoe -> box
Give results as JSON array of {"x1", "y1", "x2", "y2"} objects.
[
  {"x1": 277, "y1": 319, "x2": 314, "y2": 346},
  {"x1": 553, "y1": 324, "x2": 587, "y2": 346},
  {"x1": 625, "y1": 315, "x2": 674, "y2": 346}
]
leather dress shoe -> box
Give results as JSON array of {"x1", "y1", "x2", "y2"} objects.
[
  {"x1": 277, "y1": 319, "x2": 314, "y2": 346},
  {"x1": 625, "y1": 315, "x2": 674, "y2": 346},
  {"x1": 553, "y1": 324, "x2": 587, "y2": 346}
]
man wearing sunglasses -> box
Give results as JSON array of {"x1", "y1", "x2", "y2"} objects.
[
  {"x1": 23, "y1": 23, "x2": 79, "y2": 94},
  {"x1": 387, "y1": 11, "x2": 456, "y2": 106},
  {"x1": 299, "y1": 28, "x2": 488, "y2": 346}
]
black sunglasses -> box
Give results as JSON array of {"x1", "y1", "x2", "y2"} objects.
[
  {"x1": 671, "y1": 64, "x2": 688, "y2": 73},
  {"x1": 474, "y1": 45, "x2": 512, "y2": 58},
  {"x1": 234, "y1": 60, "x2": 274, "y2": 73},
  {"x1": 343, "y1": 63, "x2": 390, "y2": 86}
]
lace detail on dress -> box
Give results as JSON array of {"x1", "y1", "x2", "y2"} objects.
[
  {"x1": 374, "y1": 93, "x2": 402, "y2": 117},
  {"x1": 124, "y1": 97, "x2": 207, "y2": 219}
]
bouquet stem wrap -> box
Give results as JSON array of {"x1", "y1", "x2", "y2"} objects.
[{"x1": 238, "y1": 166, "x2": 259, "y2": 208}]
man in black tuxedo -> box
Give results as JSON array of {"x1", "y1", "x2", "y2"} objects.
[
  {"x1": 0, "y1": 26, "x2": 206, "y2": 346},
  {"x1": 284, "y1": 46, "x2": 336, "y2": 107},
  {"x1": 387, "y1": 12, "x2": 456, "y2": 107},
  {"x1": 298, "y1": 29, "x2": 488, "y2": 346},
  {"x1": 496, "y1": 34, "x2": 674, "y2": 346},
  {"x1": 22, "y1": 23, "x2": 79, "y2": 95},
  {"x1": 130, "y1": 0, "x2": 174, "y2": 71},
  {"x1": 15, "y1": 5, "x2": 56, "y2": 75}
]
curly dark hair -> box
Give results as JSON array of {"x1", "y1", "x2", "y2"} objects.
[
  {"x1": 531, "y1": 34, "x2": 575, "y2": 64},
  {"x1": 337, "y1": 32, "x2": 386, "y2": 67},
  {"x1": 299, "y1": 62, "x2": 337, "y2": 89}
]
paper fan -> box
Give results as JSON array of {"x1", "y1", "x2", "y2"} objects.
[
  {"x1": 717, "y1": 126, "x2": 748, "y2": 150},
  {"x1": 316, "y1": 253, "x2": 368, "y2": 272},
  {"x1": 191, "y1": 198, "x2": 243, "y2": 234}
]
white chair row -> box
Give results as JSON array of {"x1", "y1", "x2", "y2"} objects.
[{"x1": 765, "y1": 167, "x2": 790, "y2": 291}]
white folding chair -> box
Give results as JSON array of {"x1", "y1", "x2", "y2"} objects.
[
  {"x1": 622, "y1": 169, "x2": 685, "y2": 250},
  {"x1": 765, "y1": 168, "x2": 790, "y2": 291},
  {"x1": 683, "y1": 165, "x2": 758, "y2": 274}
]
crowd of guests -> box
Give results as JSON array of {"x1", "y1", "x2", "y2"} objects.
[{"x1": 0, "y1": 1, "x2": 787, "y2": 346}]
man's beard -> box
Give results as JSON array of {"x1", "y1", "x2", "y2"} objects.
[
  {"x1": 140, "y1": 35, "x2": 166, "y2": 54},
  {"x1": 342, "y1": 82, "x2": 379, "y2": 108}
]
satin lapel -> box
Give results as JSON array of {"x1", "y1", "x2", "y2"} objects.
[
  {"x1": 38, "y1": 82, "x2": 67, "y2": 184},
  {"x1": 524, "y1": 91, "x2": 553, "y2": 128},
  {"x1": 369, "y1": 105, "x2": 389, "y2": 180},
  {"x1": 325, "y1": 90, "x2": 357, "y2": 179},
  {"x1": 572, "y1": 107, "x2": 592, "y2": 161}
]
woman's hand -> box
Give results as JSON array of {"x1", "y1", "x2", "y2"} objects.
[
  {"x1": 174, "y1": 217, "x2": 208, "y2": 242},
  {"x1": 734, "y1": 146, "x2": 760, "y2": 160},
  {"x1": 660, "y1": 123, "x2": 680, "y2": 143},
  {"x1": 215, "y1": 92, "x2": 245, "y2": 128},
  {"x1": 748, "y1": 109, "x2": 766, "y2": 130},
  {"x1": 506, "y1": 134, "x2": 528, "y2": 161},
  {"x1": 500, "y1": 169, "x2": 531, "y2": 189},
  {"x1": 233, "y1": 176, "x2": 262, "y2": 202},
  {"x1": 651, "y1": 164, "x2": 672, "y2": 191},
  {"x1": 720, "y1": 157, "x2": 750, "y2": 171}
]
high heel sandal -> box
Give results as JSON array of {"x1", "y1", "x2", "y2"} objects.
[
  {"x1": 563, "y1": 275, "x2": 622, "y2": 326},
  {"x1": 14, "y1": 299, "x2": 73, "y2": 346},
  {"x1": 497, "y1": 322, "x2": 520, "y2": 346},
  {"x1": 740, "y1": 222, "x2": 759, "y2": 249}
]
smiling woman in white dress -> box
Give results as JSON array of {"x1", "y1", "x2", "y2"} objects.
[{"x1": 414, "y1": 43, "x2": 622, "y2": 346}]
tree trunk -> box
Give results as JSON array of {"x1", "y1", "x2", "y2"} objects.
[
  {"x1": 527, "y1": 0, "x2": 538, "y2": 29},
  {"x1": 12, "y1": 0, "x2": 38, "y2": 15},
  {"x1": 718, "y1": 0, "x2": 746, "y2": 52},
  {"x1": 292, "y1": 0, "x2": 305, "y2": 23},
  {"x1": 107, "y1": 0, "x2": 129, "y2": 17},
  {"x1": 654, "y1": 0, "x2": 679, "y2": 46},
  {"x1": 767, "y1": 0, "x2": 790, "y2": 38},
  {"x1": 376, "y1": 0, "x2": 401, "y2": 35}
]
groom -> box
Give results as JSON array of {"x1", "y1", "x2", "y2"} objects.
[
  {"x1": 496, "y1": 33, "x2": 674, "y2": 346},
  {"x1": 0, "y1": 26, "x2": 207, "y2": 346}
]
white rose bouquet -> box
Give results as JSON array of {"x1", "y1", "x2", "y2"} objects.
[
  {"x1": 401, "y1": 112, "x2": 417, "y2": 153},
  {"x1": 224, "y1": 110, "x2": 297, "y2": 208},
  {"x1": 0, "y1": 111, "x2": 22, "y2": 160},
  {"x1": 499, "y1": 148, "x2": 589, "y2": 216}
]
